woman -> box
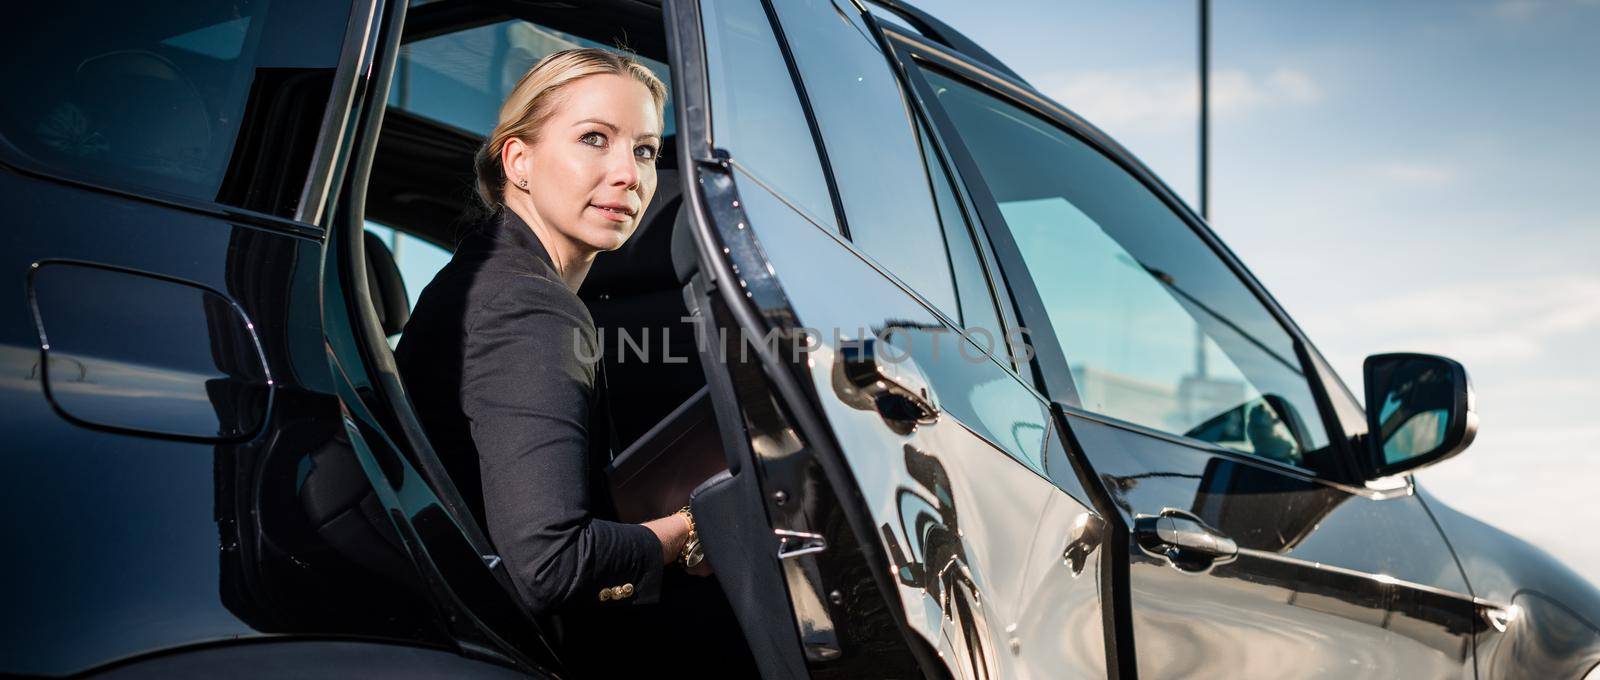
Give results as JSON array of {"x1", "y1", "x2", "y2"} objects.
[{"x1": 393, "y1": 48, "x2": 703, "y2": 630}]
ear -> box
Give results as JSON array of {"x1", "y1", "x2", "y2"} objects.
[{"x1": 501, "y1": 136, "x2": 533, "y2": 189}]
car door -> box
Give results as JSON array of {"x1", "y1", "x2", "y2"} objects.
[
  {"x1": 903, "y1": 42, "x2": 1486, "y2": 679},
  {"x1": 317, "y1": 1, "x2": 619, "y2": 674},
  {"x1": 678, "y1": 0, "x2": 1110, "y2": 677}
]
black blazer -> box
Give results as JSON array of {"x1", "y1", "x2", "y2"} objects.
[{"x1": 393, "y1": 209, "x2": 662, "y2": 616}]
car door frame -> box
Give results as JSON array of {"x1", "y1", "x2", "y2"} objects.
[
  {"x1": 316, "y1": 0, "x2": 580, "y2": 673},
  {"x1": 668, "y1": 0, "x2": 972, "y2": 675}
]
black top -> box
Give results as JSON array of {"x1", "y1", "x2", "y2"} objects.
[{"x1": 393, "y1": 209, "x2": 662, "y2": 616}]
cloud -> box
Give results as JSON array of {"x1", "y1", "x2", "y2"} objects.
[
  {"x1": 1033, "y1": 66, "x2": 1323, "y2": 135},
  {"x1": 1483, "y1": 0, "x2": 1598, "y2": 19},
  {"x1": 1491, "y1": 0, "x2": 1545, "y2": 18},
  {"x1": 1309, "y1": 274, "x2": 1600, "y2": 365},
  {"x1": 1211, "y1": 67, "x2": 1324, "y2": 113},
  {"x1": 1374, "y1": 162, "x2": 1458, "y2": 187}
]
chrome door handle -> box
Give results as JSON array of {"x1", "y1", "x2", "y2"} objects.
[
  {"x1": 833, "y1": 336, "x2": 940, "y2": 430},
  {"x1": 1134, "y1": 509, "x2": 1237, "y2": 574}
]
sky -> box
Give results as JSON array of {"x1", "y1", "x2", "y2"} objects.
[{"x1": 912, "y1": 0, "x2": 1600, "y2": 585}]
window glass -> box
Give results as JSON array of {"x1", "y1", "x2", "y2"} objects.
[
  {"x1": 920, "y1": 122, "x2": 1006, "y2": 354},
  {"x1": 701, "y1": 0, "x2": 837, "y2": 230},
  {"x1": 1, "y1": 1, "x2": 352, "y2": 215},
  {"x1": 390, "y1": 21, "x2": 674, "y2": 139},
  {"x1": 770, "y1": 0, "x2": 959, "y2": 317},
  {"x1": 921, "y1": 67, "x2": 1329, "y2": 466}
]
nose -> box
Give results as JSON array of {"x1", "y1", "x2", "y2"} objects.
[{"x1": 607, "y1": 144, "x2": 640, "y2": 191}]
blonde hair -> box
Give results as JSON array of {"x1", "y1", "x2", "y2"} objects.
[{"x1": 473, "y1": 47, "x2": 668, "y2": 210}]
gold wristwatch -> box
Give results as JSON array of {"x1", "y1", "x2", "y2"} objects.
[{"x1": 677, "y1": 505, "x2": 704, "y2": 569}]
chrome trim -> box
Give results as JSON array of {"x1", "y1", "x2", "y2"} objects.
[
  {"x1": 832, "y1": 335, "x2": 941, "y2": 430},
  {"x1": 776, "y1": 529, "x2": 828, "y2": 560},
  {"x1": 1478, "y1": 600, "x2": 1520, "y2": 633},
  {"x1": 1133, "y1": 508, "x2": 1238, "y2": 575},
  {"x1": 295, "y1": 0, "x2": 382, "y2": 227},
  {"x1": 1237, "y1": 546, "x2": 1493, "y2": 610}
]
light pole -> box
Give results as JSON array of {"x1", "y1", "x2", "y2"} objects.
[{"x1": 1199, "y1": 0, "x2": 1211, "y2": 221}]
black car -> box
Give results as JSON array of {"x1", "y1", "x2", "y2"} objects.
[{"x1": 3, "y1": 0, "x2": 1597, "y2": 677}]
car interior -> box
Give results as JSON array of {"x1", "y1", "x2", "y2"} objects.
[{"x1": 318, "y1": 0, "x2": 760, "y2": 669}]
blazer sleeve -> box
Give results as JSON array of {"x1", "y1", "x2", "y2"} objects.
[{"x1": 461, "y1": 275, "x2": 664, "y2": 615}]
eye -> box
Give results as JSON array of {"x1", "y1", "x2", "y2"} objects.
[
  {"x1": 635, "y1": 144, "x2": 659, "y2": 161},
  {"x1": 579, "y1": 131, "x2": 607, "y2": 147}
]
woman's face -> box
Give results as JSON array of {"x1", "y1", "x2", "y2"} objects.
[{"x1": 513, "y1": 73, "x2": 661, "y2": 254}]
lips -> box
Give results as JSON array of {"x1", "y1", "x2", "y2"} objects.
[{"x1": 589, "y1": 202, "x2": 636, "y2": 220}]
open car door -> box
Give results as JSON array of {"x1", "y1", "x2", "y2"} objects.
[
  {"x1": 669, "y1": 0, "x2": 1114, "y2": 677},
  {"x1": 318, "y1": 0, "x2": 568, "y2": 674}
]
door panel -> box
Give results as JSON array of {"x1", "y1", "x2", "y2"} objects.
[
  {"x1": 1068, "y1": 413, "x2": 1477, "y2": 678},
  {"x1": 1012, "y1": 483, "x2": 1111, "y2": 676},
  {"x1": 723, "y1": 163, "x2": 1107, "y2": 678},
  {"x1": 687, "y1": 1, "x2": 1107, "y2": 674}
]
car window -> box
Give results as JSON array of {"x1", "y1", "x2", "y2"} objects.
[
  {"x1": 769, "y1": 0, "x2": 961, "y2": 318},
  {"x1": 701, "y1": 0, "x2": 838, "y2": 231},
  {"x1": 919, "y1": 122, "x2": 1008, "y2": 357},
  {"x1": 920, "y1": 66, "x2": 1331, "y2": 467},
  {"x1": 390, "y1": 20, "x2": 673, "y2": 139},
  {"x1": 1, "y1": 1, "x2": 353, "y2": 216}
]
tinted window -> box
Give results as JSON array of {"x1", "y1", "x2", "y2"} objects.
[
  {"x1": 701, "y1": 0, "x2": 836, "y2": 229},
  {"x1": 1, "y1": 1, "x2": 352, "y2": 216},
  {"x1": 391, "y1": 21, "x2": 674, "y2": 138},
  {"x1": 770, "y1": 0, "x2": 959, "y2": 317},
  {"x1": 922, "y1": 67, "x2": 1330, "y2": 466}
]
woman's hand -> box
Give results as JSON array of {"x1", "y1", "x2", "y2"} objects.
[{"x1": 643, "y1": 511, "x2": 711, "y2": 576}]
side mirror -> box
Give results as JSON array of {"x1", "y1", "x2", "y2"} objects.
[{"x1": 1362, "y1": 353, "x2": 1477, "y2": 479}]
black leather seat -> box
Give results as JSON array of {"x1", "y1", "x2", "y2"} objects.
[
  {"x1": 293, "y1": 230, "x2": 418, "y2": 593},
  {"x1": 580, "y1": 151, "x2": 706, "y2": 449}
]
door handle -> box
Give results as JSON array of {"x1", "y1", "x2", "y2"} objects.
[
  {"x1": 1134, "y1": 509, "x2": 1238, "y2": 574},
  {"x1": 833, "y1": 336, "x2": 940, "y2": 431}
]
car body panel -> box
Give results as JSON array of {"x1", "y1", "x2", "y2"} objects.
[
  {"x1": 696, "y1": 116, "x2": 1108, "y2": 679},
  {"x1": 0, "y1": 162, "x2": 448, "y2": 676},
  {"x1": 1420, "y1": 484, "x2": 1600, "y2": 678},
  {"x1": 1066, "y1": 412, "x2": 1479, "y2": 678}
]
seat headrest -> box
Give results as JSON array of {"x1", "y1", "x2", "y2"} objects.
[
  {"x1": 363, "y1": 230, "x2": 410, "y2": 336},
  {"x1": 71, "y1": 50, "x2": 211, "y2": 185}
]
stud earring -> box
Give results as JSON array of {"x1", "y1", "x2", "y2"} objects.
[{"x1": 518, "y1": 178, "x2": 528, "y2": 189}]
